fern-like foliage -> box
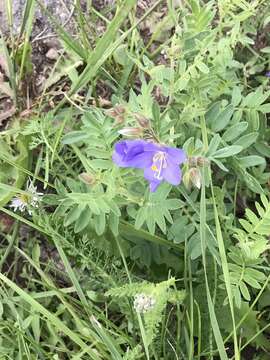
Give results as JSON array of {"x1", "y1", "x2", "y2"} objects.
[
  {"x1": 226, "y1": 194, "x2": 270, "y2": 307},
  {"x1": 135, "y1": 185, "x2": 184, "y2": 234},
  {"x1": 22, "y1": 111, "x2": 60, "y2": 150},
  {"x1": 234, "y1": 194, "x2": 270, "y2": 259},
  {"x1": 123, "y1": 345, "x2": 143, "y2": 360},
  {"x1": 62, "y1": 109, "x2": 118, "y2": 171},
  {"x1": 45, "y1": 178, "x2": 120, "y2": 235},
  {"x1": 106, "y1": 278, "x2": 185, "y2": 346}
]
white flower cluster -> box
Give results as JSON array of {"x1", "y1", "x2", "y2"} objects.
[
  {"x1": 10, "y1": 179, "x2": 43, "y2": 215},
  {"x1": 133, "y1": 293, "x2": 156, "y2": 313}
]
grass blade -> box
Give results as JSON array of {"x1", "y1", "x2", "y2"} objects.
[
  {"x1": 210, "y1": 176, "x2": 240, "y2": 360},
  {"x1": 200, "y1": 168, "x2": 229, "y2": 360},
  {"x1": 0, "y1": 272, "x2": 100, "y2": 358}
]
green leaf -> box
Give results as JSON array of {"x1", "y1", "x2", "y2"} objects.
[
  {"x1": 113, "y1": 44, "x2": 130, "y2": 66},
  {"x1": 238, "y1": 156, "x2": 266, "y2": 168},
  {"x1": 188, "y1": 233, "x2": 201, "y2": 259},
  {"x1": 74, "y1": 206, "x2": 91, "y2": 233},
  {"x1": 165, "y1": 199, "x2": 184, "y2": 210},
  {"x1": 211, "y1": 104, "x2": 234, "y2": 132},
  {"x1": 255, "y1": 142, "x2": 270, "y2": 157},
  {"x1": 205, "y1": 101, "x2": 221, "y2": 125},
  {"x1": 95, "y1": 212, "x2": 106, "y2": 236},
  {"x1": 242, "y1": 88, "x2": 270, "y2": 108},
  {"x1": 243, "y1": 171, "x2": 263, "y2": 194},
  {"x1": 212, "y1": 145, "x2": 243, "y2": 158},
  {"x1": 222, "y1": 122, "x2": 248, "y2": 142},
  {"x1": 239, "y1": 281, "x2": 250, "y2": 301},
  {"x1": 108, "y1": 213, "x2": 119, "y2": 236},
  {"x1": 64, "y1": 204, "x2": 85, "y2": 227},
  {"x1": 207, "y1": 134, "x2": 221, "y2": 156},
  {"x1": 259, "y1": 103, "x2": 270, "y2": 113},
  {"x1": 245, "y1": 208, "x2": 259, "y2": 225},
  {"x1": 135, "y1": 207, "x2": 147, "y2": 229},
  {"x1": 135, "y1": 185, "x2": 183, "y2": 234},
  {"x1": 245, "y1": 268, "x2": 266, "y2": 282},
  {"x1": 247, "y1": 109, "x2": 259, "y2": 131},
  {"x1": 0, "y1": 135, "x2": 30, "y2": 207},
  {"x1": 175, "y1": 73, "x2": 190, "y2": 91},
  {"x1": 211, "y1": 159, "x2": 229, "y2": 172},
  {"x1": 243, "y1": 275, "x2": 260, "y2": 289},
  {"x1": 196, "y1": 61, "x2": 209, "y2": 74},
  {"x1": 235, "y1": 132, "x2": 258, "y2": 149},
  {"x1": 260, "y1": 47, "x2": 270, "y2": 53},
  {"x1": 62, "y1": 131, "x2": 89, "y2": 144},
  {"x1": 231, "y1": 87, "x2": 242, "y2": 107}
]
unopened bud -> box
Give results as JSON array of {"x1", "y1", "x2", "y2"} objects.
[
  {"x1": 183, "y1": 168, "x2": 202, "y2": 190},
  {"x1": 188, "y1": 157, "x2": 197, "y2": 167},
  {"x1": 106, "y1": 105, "x2": 126, "y2": 117},
  {"x1": 188, "y1": 156, "x2": 209, "y2": 167},
  {"x1": 189, "y1": 168, "x2": 201, "y2": 189},
  {"x1": 197, "y1": 156, "x2": 210, "y2": 167},
  {"x1": 106, "y1": 105, "x2": 126, "y2": 124},
  {"x1": 183, "y1": 170, "x2": 191, "y2": 190},
  {"x1": 134, "y1": 114, "x2": 150, "y2": 128},
  {"x1": 118, "y1": 127, "x2": 143, "y2": 137},
  {"x1": 79, "y1": 172, "x2": 95, "y2": 185}
]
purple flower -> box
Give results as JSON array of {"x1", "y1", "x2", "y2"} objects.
[
  {"x1": 112, "y1": 139, "x2": 186, "y2": 192},
  {"x1": 266, "y1": 71, "x2": 270, "y2": 78}
]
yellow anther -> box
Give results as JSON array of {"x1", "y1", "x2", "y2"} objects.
[
  {"x1": 151, "y1": 165, "x2": 158, "y2": 171},
  {"x1": 20, "y1": 194, "x2": 29, "y2": 203}
]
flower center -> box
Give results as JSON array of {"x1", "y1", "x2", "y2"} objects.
[
  {"x1": 151, "y1": 152, "x2": 167, "y2": 180},
  {"x1": 19, "y1": 194, "x2": 30, "y2": 204}
]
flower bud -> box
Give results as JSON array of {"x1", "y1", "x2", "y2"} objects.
[
  {"x1": 183, "y1": 170, "x2": 191, "y2": 189},
  {"x1": 188, "y1": 156, "x2": 209, "y2": 167},
  {"x1": 197, "y1": 156, "x2": 210, "y2": 167},
  {"x1": 134, "y1": 114, "x2": 150, "y2": 128},
  {"x1": 183, "y1": 168, "x2": 202, "y2": 190},
  {"x1": 189, "y1": 167, "x2": 201, "y2": 189},
  {"x1": 188, "y1": 157, "x2": 197, "y2": 167},
  {"x1": 106, "y1": 104, "x2": 126, "y2": 124},
  {"x1": 79, "y1": 172, "x2": 95, "y2": 185},
  {"x1": 118, "y1": 127, "x2": 143, "y2": 137},
  {"x1": 106, "y1": 105, "x2": 126, "y2": 117}
]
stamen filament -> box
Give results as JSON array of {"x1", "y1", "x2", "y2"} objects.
[{"x1": 152, "y1": 152, "x2": 167, "y2": 180}]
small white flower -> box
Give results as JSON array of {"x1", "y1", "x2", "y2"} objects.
[
  {"x1": 10, "y1": 179, "x2": 43, "y2": 215},
  {"x1": 10, "y1": 197, "x2": 28, "y2": 213},
  {"x1": 27, "y1": 179, "x2": 43, "y2": 206},
  {"x1": 133, "y1": 293, "x2": 156, "y2": 313}
]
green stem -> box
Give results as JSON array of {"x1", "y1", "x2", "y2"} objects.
[
  {"x1": 119, "y1": 220, "x2": 183, "y2": 251},
  {"x1": 0, "y1": 221, "x2": 19, "y2": 271}
]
